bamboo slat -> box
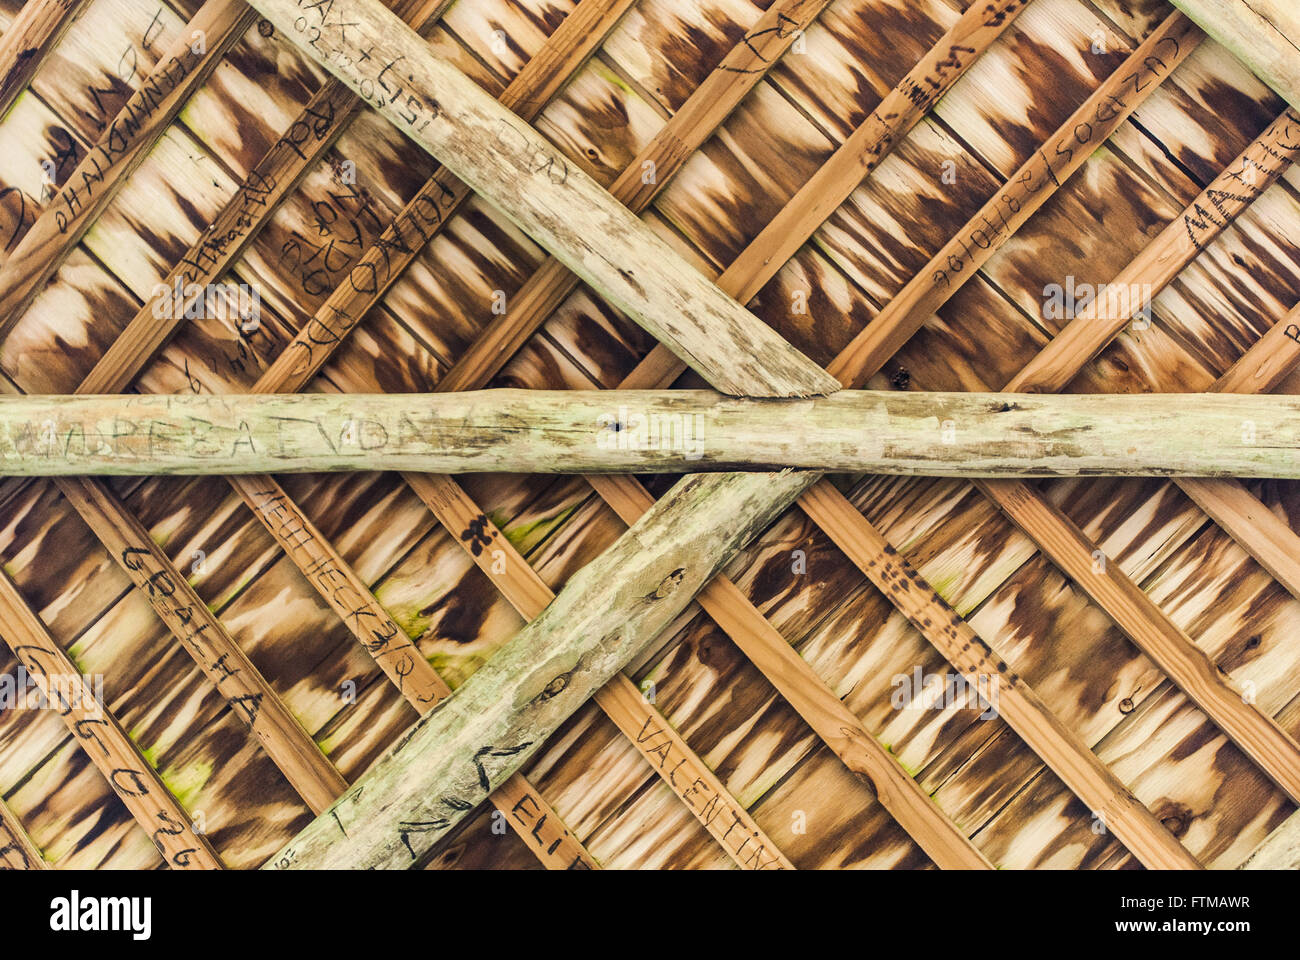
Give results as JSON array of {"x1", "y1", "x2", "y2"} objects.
[
  {"x1": 0, "y1": 0, "x2": 89, "y2": 121},
  {"x1": 0, "y1": 569, "x2": 223, "y2": 868},
  {"x1": 0, "y1": 0, "x2": 257, "y2": 334},
  {"x1": 245, "y1": 0, "x2": 839, "y2": 399}
]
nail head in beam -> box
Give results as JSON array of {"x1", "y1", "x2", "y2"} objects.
[{"x1": 244, "y1": 0, "x2": 838, "y2": 400}]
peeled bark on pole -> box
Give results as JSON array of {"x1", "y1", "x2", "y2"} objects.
[
  {"x1": 263, "y1": 469, "x2": 815, "y2": 870},
  {"x1": 0, "y1": 390, "x2": 1298, "y2": 477}
]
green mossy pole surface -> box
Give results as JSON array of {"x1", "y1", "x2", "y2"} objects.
[
  {"x1": 263, "y1": 469, "x2": 816, "y2": 869},
  {"x1": 0, "y1": 390, "x2": 1298, "y2": 477}
]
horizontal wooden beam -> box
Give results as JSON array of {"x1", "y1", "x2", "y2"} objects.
[
  {"x1": 0, "y1": 390, "x2": 1298, "y2": 476},
  {"x1": 245, "y1": 0, "x2": 838, "y2": 400},
  {"x1": 1171, "y1": 0, "x2": 1300, "y2": 111},
  {"x1": 265, "y1": 469, "x2": 816, "y2": 869}
]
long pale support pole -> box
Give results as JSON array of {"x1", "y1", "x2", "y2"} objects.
[{"x1": 0, "y1": 390, "x2": 1297, "y2": 477}]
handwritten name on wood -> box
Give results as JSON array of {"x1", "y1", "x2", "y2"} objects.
[
  {"x1": 3, "y1": 390, "x2": 1300, "y2": 477},
  {"x1": 245, "y1": 0, "x2": 839, "y2": 399},
  {"x1": 828, "y1": 12, "x2": 1202, "y2": 387},
  {"x1": 0, "y1": 573, "x2": 221, "y2": 868}
]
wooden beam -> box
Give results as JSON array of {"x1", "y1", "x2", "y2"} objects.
[
  {"x1": 54, "y1": 476, "x2": 350, "y2": 815},
  {"x1": 0, "y1": 570, "x2": 223, "y2": 868},
  {"x1": 0, "y1": 795, "x2": 46, "y2": 869},
  {"x1": 50, "y1": 0, "x2": 622, "y2": 871},
  {"x1": 265, "y1": 470, "x2": 818, "y2": 869},
  {"x1": 1008, "y1": 107, "x2": 1300, "y2": 394},
  {"x1": 0, "y1": 389, "x2": 1298, "y2": 476},
  {"x1": 0, "y1": 0, "x2": 91, "y2": 121},
  {"x1": 1170, "y1": 0, "x2": 1300, "y2": 111},
  {"x1": 228, "y1": 473, "x2": 600, "y2": 869},
  {"x1": 243, "y1": 0, "x2": 839, "y2": 399},
  {"x1": 1241, "y1": 809, "x2": 1300, "y2": 868},
  {"x1": 0, "y1": 0, "x2": 258, "y2": 335},
  {"x1": 76, "y1": 0, "x2": 616, "y2": 396},
  {"x1": 825, "y1": 12, "x2": 1202, "y2": 387}
]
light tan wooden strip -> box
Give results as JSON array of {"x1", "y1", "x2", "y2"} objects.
[
  {"x1": 251, "y1": 0, "x2": 637, "y2": 396},
  {"x1": 0, "y1": 569, "x2": 222, "y2": 869},
  {"x1": 976, "y1": 476, "x2": 1300, "y2": 805},
  {"x1": 795, "y1": 481, "x2": 1200, "y2": 870},
  {"x1": 1177, "y1": 476, "x2": 1300, "y2": 600},
  {"x1": 1170, "y1": 0, "x2": 1300, "y2": 111},
  {"x1": 774, "y1": 7, "x2": 1300, "y2": 817},
  {"x1": 409, "y1": 449, "x2": 986, "y2": 868},
  {"x1": 825, "y1": 12, "x2": 1202, "y2": 387},
  {"x1": 1213, "y1": 301, "x2": 1300, "y2": 395},
  {"x1": 0, "y1": 0, "x2": 258, "y2": 335},
  {"x1": 55, "y1": 475, "x2": 349, "y2": 815},
  {"x1": 265, "y1": 470, "x2": 816, "y2": 870},
  {"x1": 320, "y1": 2, "x2": 1027, "y2": 869},
  {"x1": 398, "y1": 466, "x2": 797, "y2": 868},
  {"x1": 0, "y1": 794, "x2": 46, "y2": 868},
  {"x1": 1008, "y1": 108, "x2": 1300, "y2": 394},
  {"x1": 437, "y1": 0, "x2": 850, "y2": 393},
  {"x1": 81, "y1": 0, "x2": 600, "y2": 397},
  {"x1": 0, "y1": 0, "x2": 90, "y2": 121},
  {"x1": 585, "y1": 472, "x2": 989, "y2": 869},
  {"x1": 245, "y1": 0, "x2": 839, "y2": 399}
]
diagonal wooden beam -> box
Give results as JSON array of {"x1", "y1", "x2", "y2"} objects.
[
  {"x1": 477, "y1": 10, "x2": 1221, "y2": 867},
  {"x1": 252, "y1": 0, "x2": 1025, "y2": 870},
  {"x1": 0, "y1": 0, "x2": 91, "y2": 122},
  {"x1": 1008, "y1": 108, "x2": 1300, "y2": 394},
  {"x1": 0, "y1": 570, "x2": 223, "y2": 868},
  {"x1": 264, "y1": 470, "x2": 824, "y2": 870},
  {"x1": 722, "y1": 9, "x2": 1300, "y2": 808},
  {"x1": 3, "y1": 389, "x2": 1300, "y2": 476},
  {"x1": 55, "y1": 476, "x2": 350, "y2": 814},
  {"x1": 244, "y1": 0, "x2": 839, "y2": 399},
  {"x1": 0, "y1": 794, "x2": 46, "y2": 868},
  {"x1": 1176, "y1": 302, "x2": 1300, "y2": 599},
  {"x1": 1170, "y1": 0, "x2": 1300, "y2": 111},
  {"x1": 825, "y1": 12, "x2": 1202, "y2": 388},
  {"x1": 0, "y1": 0, "x2": 258, "y2": 335}
]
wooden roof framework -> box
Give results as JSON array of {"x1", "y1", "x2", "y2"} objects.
[{"x1": 0, "y1": 0, "x2": 1297, "y2": 869}]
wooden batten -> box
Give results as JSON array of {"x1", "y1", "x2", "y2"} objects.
[
  {"x1": 266, "y1": 470, "x2": 817, "y2": 869},
  {"x1": 1, "y1": 389, "x2": 1300, "y2": 477},
  {"x1": 1, "y1": 0, "x2": 1299, "y2": 875},
  {"x1": 1171, "y1": 0, "x2": 1300, "y2": 111}
]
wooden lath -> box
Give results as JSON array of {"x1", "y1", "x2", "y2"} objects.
[{"x1": 0, "y1": 0, "x2": 1294, "y2": 868}]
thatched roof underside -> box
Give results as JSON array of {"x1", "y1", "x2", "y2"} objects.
[{"x1": 0, "y1": 0, "x2": 1298, "y2": 870}]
